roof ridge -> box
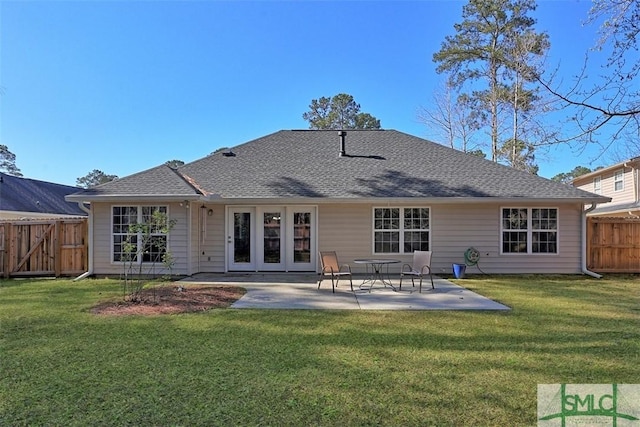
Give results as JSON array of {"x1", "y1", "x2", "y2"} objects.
[{"x1": 172, "y1": 166, "x2": 208, "y2": 196}]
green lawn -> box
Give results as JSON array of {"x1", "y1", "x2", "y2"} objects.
[{"x1": 1, "y1": 275, "x2": 638, "y2": 426}]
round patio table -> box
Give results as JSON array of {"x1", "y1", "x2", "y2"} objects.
[{"x1": 353, "y1": 259, "x2": 401, "y2": 292}]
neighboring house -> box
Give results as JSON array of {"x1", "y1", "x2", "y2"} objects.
[
  {"x1": 66, "y1": 129, "x2": 609, "y2": 277},
  {"x1": 572, "y1": 157, "x2": 640, "y2": 217},
  {"x1": 0, "y1": 172, "x2": 87, "y2": 220}
]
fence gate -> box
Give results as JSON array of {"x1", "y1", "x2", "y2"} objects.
[
  {"x1": 0, "y1": 219, "x2": 88, "y2": 278},
  {"x1": 587, "y1": 217, "x2": 640, "y2": 273}
]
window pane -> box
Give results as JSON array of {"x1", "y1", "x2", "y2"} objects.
[
  {"x1": 375, "y1": 231, "x2": 399, "y2": 253},
  {"x1": 614, "y1": 171, "x2": 624, "y2": 191},
  {"x1": 375, "y1": 208, "x2": 399, "y2": 230},
  {"x1": 141, "y1": 236, "x2": 167, "y2": 263},
  {"x1": 533, "y1": 232, "x2": 557, "y2": 253},
  {"x1": 293, "y1": 212, "x2": 311, "y2": 263},
  {"x1": 112, "y1": 206, "x2": 138, "y2": 262},
  {"x1": 112, "y1": 205, "x2": 169, "y2": 264},
  {"x1": 234, "y1": 212, "x2": 251, "y2": 263},
  {"x1": 263, "y1": 212, "x2": 281, "y2": 264},
  {"x1": 113, "y1": 206, "x2": 138, "y2": 233},
  {"x1": 142, "y1": 206, "x2": 168, "y2": 233},
  {"x1": 503, "y1": 208, "x2": 527, "y2": 230},
  {"x1": 375, "y1": 208, "x2": 430, "y2": 254},
  {"x1": 502, "y1": 208, "x2": 558, "y2": 254},
  {"x1": 113, "y1": 235, "x2": 137, "y2": 262},
  {"x1": 502, "y1": 231, "x2": 527, "y2": 253},
  {"x1": 532, "y1": 208, "x2": 557, "y2": 230},
  {"x1": 404, "y1": 231, "x2": 429, "y2": 252},
  {"x1": 404, "y1": 208, "x2": 429, "y2": 230}
]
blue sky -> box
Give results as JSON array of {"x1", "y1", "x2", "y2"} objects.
[{"x1": 0, "y1": 0, "x2": 615, "y2": 186}]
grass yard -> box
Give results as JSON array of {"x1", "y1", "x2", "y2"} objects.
[{"x1": 1, "y1": 275, "x2": 639, "y2": 426}]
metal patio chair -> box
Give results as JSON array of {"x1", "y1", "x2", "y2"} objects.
[
  {"x1": 399, "y1": 250, "x2": 434, "y2": 293},
  {"x1": 318, "y1": 251, "x2": 353, "y2": 293}
]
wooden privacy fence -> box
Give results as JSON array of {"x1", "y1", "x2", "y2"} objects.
[
  {"x1": 588, "y1": 217, "x2": 640, "y2": 273},
  {"x1": 0, "y1": 219, "x2": 88, "y2": 278}
]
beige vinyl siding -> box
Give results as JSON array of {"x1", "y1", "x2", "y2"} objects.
[
  {"x1": 194, "y1": 204, "x2": 225, "y2": 273},
  {"x1": 318, "y1": 204, "x2": 373, "y2": 274},
  {"x1": 91, "y1": 200, "x2": 586, "y2": 276},
  {"x1": 317, "y1": 202, "x2": 584, "y2": 275},
  {"x1": 603, "y1": 169, "x2": 635, "y2": 203},
  {"x1": 575, "y1": 167, "x2": 636, "y2": 205},
  {"x1": 431, "y1": 203, "x2": 582, "y2": 274},
  {"x1": 409, "y1": 203, "x2": 582, "y2": 274},
  {"x1": 91, "y1": 202, "x2": 190, "y2": 276}
]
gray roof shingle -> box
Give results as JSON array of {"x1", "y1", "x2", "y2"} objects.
[
  {"x1": 69, "y1": 165, "x2": 202, "y2": 197},
  {"x1": 0, "y1": 173, "x2": 87, "y2": 216},
  {"x1": 68, "y1": 130, "x2": 610, "y2": 202}
]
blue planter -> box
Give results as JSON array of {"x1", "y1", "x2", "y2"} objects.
[{"x1": 452, "y1": 263, "x2": 466, "y2": 279}]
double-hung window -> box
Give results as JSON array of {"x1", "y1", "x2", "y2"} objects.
[
  {"x1": 593, "y1": 176, "x2": 601, "y2": 194},
  {"x1": 112, "y1": 205, "x2": 169, "y2": 263},
  {"x1": 373, "y1": 207, "x2": 430, "y2": 254},
  {"x1": 614, "y1": 170, "x2": 624, "y2": 191},
  {"x1": 501, "y1": 208, "x2": 558, "y2": 254}
]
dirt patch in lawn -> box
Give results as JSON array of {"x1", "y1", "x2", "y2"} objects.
[{"x1": 91, "y1": 285, "x2": 246, "y2": 316}]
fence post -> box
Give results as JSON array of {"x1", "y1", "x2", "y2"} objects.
[
  {"x1": 54, "y1": 221, "x2": 62, "y2": 277},
  {"x1": 3, "y1": 223, "x2": 11, "y2": 278}
]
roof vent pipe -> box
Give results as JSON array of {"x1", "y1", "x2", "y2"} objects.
[{"x1": 338, "y1": 130, "x2": 346, "y2": 157}]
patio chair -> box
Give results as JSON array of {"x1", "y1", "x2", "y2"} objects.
[
  {"x1": 399, "y1": 250, "x2": 434, "y2": 293},
  {"x1": 318, "y1": 251, "x2": 353, "y2": 293}
]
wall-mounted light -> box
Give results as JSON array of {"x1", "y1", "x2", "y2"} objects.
[
  {"x1": 180, "y1": 200, "x2": 190, "y2": 209},
  {"x1": 208, "y1": 209, "x2": 214, "y2": 217}
]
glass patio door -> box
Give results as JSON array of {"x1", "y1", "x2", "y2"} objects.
[
  {"x1": 258, "y1": 208, "x2": 285, "y2": 271},
  {"x1": 228, "y1": 207, "x2": 255, "y2": 271},
  {"x1": 286, "y1": 207, "x2": 316, "y2": 271},
  {"x1": 227, "y1": 206, "x2": 316, "y2": 272}
]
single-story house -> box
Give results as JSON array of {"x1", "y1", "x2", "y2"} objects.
[
  {"x1": 66, "y1": 129, "x2": 610, "y2": 278},
  {"x1": 0, "y1": 172, "x2": 87, "y2": 220}
]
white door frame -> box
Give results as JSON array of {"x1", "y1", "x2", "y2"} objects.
[
  {"x1": 227, "y1": 207, "x2": 256, "y2": 271},
  {"x1": 226, "y1": 205, "x2": 317, "y2": 272},
  {"x1": 257, "y1": 206, "x2": 286, "y2": 271},
  {"x1": 285, "y1": 206, "x2": 316, "y2": 271}
]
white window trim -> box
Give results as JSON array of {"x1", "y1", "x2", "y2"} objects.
[
  {"x1": 593, "y1": 176, "x2": 601, "y2": 194},
  {"x1": 500, "y1": 207, "x2": 559, "y2": 255},
  {"x1": 614, "y1": 169, "x2": 624, "y2": 192},
  {"x1": 372, "y1": 206, "x2": 431, "y2": 255},
  {"x1": 111, "y1": 205, "x2": 170, "y2": 264}
]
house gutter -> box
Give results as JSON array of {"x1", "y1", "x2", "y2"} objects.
[
  {"x1": 73, "y1": 202, "x2": 93, "y2": 281},
  {"x1": 582, "y1": 203, "x2": 602, "y2": 278}
]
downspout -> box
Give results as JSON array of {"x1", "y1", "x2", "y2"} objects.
[
  {"x1": 623, "y1": 161, "x2": 639, "y2": 203},
  {"x1": 582, "y1": 203, "x2": 602, "y2": 278},
  {"x1": 74, "y1": 202, "x2": 93, "y2": 281}
]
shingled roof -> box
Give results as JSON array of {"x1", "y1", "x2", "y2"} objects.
[
  {"x1": 67, "y1": 129, "x2": 610, "y2": 203},
  {"x1": 0, "y1": 173, "x2": 87, "y2": 216},
  {"x1": 68, "y1": 164, "x2": 202, "y2": 198}
]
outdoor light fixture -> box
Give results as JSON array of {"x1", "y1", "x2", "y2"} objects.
[{"x1": 208, "y1": 209, "x2": 213, "y2": 216}]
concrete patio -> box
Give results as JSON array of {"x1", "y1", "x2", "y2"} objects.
[{"x1": 180, "y1": 273, "x2": 510, "y2": 311}]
